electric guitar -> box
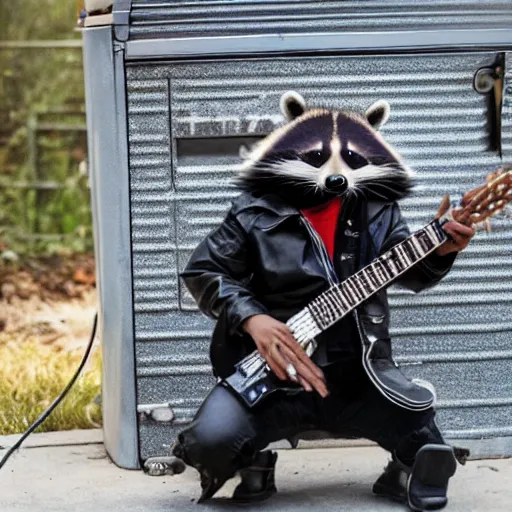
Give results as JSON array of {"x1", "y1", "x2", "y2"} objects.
[{"x1": 223, "y1": 169, "x2": 512, "y2": 408}]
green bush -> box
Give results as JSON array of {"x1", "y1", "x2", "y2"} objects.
[{"x1": 0, "y1": 1, "x2": 92, "y2": 256}]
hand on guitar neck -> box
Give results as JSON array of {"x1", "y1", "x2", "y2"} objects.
[
  {"x1": 242, "y1": 314, "x2": 329, "y2": 397},
  {"x1": 435, "y1": 221, "x2": 475, "y2": 257},
  {"x1": 435, "y1": 168, "x2": 512, "y2": 256}
]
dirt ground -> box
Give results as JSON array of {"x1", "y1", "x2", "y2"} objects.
[{"x1": 0, "y1": 253, "x2": 97, "y2": 351}]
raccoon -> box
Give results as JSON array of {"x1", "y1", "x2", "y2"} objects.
[{"x1": 237, "y1": 91, "x2": 414, "y2": 209}]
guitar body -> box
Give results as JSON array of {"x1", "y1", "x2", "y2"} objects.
[
  {"x1": 222, "y1": 316, "x2": 436, "y2": 410},
  {"x1": 215, "y1": 170, "x2": 512, "y2": 410},
  {"x1": 222, "y1": 358, "x2": 304, "y2": 407}
]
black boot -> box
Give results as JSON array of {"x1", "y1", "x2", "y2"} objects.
[
  {"x1": 407, "y1": 444, "x2": 457, "y2": 511},
  {"x1": 232, "y1": 450, "x2": 278, "y2": 503},
  {"x1": 372, "y1": 459, "x2": 409, "y2": 504},
  {"x1": 172, "y1": 438, "x2": 228, "y2": 503},
  {"x1": 197, "y1": 468, "x2": 229, "y2": 503},
  {"x1": 374, "y1": 444, "x2": 459, "y2": 511}
]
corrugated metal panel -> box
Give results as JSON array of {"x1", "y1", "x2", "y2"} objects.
[
  {"x1": 128, "y1": 0, "x2": 512, "y2": 40},
  {"x1": 502, "y1": 53, "x2": 512, "y2": 163},
  {"x1": 126, "y1": 51, "x2": 512, "y2": 459}
]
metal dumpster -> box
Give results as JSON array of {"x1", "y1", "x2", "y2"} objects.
[{"x1": 82, "y1": 1, "x2": 512, "y2": 469}]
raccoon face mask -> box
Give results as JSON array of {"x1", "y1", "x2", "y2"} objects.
[{"x1": 237, "y1": 91, "x2": 414, "y2": 209}]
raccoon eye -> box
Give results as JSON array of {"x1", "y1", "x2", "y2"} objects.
[
  {"x1": 342, "y1": 150, "x2": 368, "y2": 170},
  {"x1": 301, "y1": 149, "x2": 329, "y2": 168}
]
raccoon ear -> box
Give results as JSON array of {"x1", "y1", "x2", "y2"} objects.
[
  {"x1": 280, "y1": 91, "x2": 306, "y2": 121},
  {"x1": 365, "y1": 100, "x2": 390, "y2": 130}
]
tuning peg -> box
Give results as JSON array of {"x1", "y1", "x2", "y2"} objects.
[
  {"x1": 486, "y1": 168, "x2": 504, "y2": 183},
  {"x1": 461, "y1": 183, "x2": 487, "y2": 206}
]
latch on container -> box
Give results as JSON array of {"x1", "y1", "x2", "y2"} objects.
[
  {"x1": 473, "y1": 55, "x2": 505, "y2": 157},
  {"x1": 137, "y1": 403, "x2": 175, "y2": 423}
]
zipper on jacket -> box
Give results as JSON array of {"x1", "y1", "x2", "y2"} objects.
[
  {"x1": 300, "y1": 209, "x2": 368, "y2": 366},
  {"x1": 300, "y1": 215, "x2": 339, "y2": 286}
]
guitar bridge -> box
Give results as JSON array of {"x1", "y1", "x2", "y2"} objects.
[{"x1": 224, "y1": 349, "x2": 304, "y2": 407}]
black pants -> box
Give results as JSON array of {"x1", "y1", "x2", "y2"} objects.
[{"x1": 175, "y1": 360, "x2": 444, "y2": 482}]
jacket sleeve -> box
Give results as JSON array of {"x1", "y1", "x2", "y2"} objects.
[
  {"x1": 380, "y1": 203, "x2": 457, "y2": 293},
  {"x1": 180, "y1": 207, "x2": 268, "y2": 335}
]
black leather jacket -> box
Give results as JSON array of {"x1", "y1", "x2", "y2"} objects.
[{"x1": 182, "y1": 192, "x2": 457, "y2": 410}]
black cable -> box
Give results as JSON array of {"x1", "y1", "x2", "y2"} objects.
[{"x1": 0, "y1": 312, "x2": 98, "y2": 471}]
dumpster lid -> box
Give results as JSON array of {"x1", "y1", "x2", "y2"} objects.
[{"x1": 113, "y1": 1, "x2": 512, "y2": 57}]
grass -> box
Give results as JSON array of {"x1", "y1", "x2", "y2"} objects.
[{"x1": 0, "y1": 341, "x2": 102, "y2": 435}]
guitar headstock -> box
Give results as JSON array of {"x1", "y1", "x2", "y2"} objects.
[{"x1": 436, "y1": 168, "x2": 512, "y2": 230}]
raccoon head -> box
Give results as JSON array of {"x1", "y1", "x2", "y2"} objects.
[{"x1": 237, "y1": 91, "x2": 414, "y2": 209}]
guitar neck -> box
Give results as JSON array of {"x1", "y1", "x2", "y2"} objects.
[{"x1": 287, "y1": 219, "x2": 448, "y2": 342}]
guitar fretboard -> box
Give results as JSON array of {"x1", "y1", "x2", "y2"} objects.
[{"x1": 288, "y1": 220, "x2": 447, "y2": 343}]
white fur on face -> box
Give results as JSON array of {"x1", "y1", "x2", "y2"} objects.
[
  {"x1": 316, "y1": 138, "x2": 355, "y2": 189},
  {"x1": 262, "y1": 159, "x2": 320, "y2": 182},
  {"x1": 238, "y1": 158, "x2": 320, "y2": 188},
  {"x1": 347, "y1": 163, "x2": 414, "y2": 201},
  {"x1": 351, "y1": 162, "x2": 414, "y2": 185},
  {"x1": 240, "y1": 134, "x2": 412, "y2": 196},
  {"x1": 247, "y1": 137, "x2": 358, "y2": 191}
]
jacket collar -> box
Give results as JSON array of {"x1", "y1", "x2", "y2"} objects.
[
  {"x1": 367, "y1": 200, "x2": 392, "y2": 224},
  {"x1": 232, "y1": 191, "x2": 391, "y2": 228},
  {"x1": 232, "y1": 192, "x2": 299, "y2": 218}
]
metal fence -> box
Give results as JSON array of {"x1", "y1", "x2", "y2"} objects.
[{"x1": 0, "y1": 41, "x2": 90, "y2": 254}]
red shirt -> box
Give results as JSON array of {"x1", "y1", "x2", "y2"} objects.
[{"x1": 301, "y1": 197, "x2": 343, "y2": 261}]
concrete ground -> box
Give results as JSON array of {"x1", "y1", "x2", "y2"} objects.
[{"x1": 1, "y1": 430, "x2": 511, "y2": 512}]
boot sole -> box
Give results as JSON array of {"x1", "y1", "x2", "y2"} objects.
[
  {"x1": 373, "y1": 482, "x2": 407, "y2": 505},
  {"x1": 231, "y1": 485, "x2": 277, "y2": 504},
  {"x1": 407, "y1": 444, "x2": 457, "y2": 511}
]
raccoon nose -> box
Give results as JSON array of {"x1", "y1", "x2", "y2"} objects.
[{"x1": 325, "y1": 174, "x2": 348, "y2": 193}]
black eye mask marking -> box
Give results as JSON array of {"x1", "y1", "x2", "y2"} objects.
[
  {"x1": 337, "y1": 115, "x2": 397, "y2": 163},
  {"x1": 300, "y1": 149, "x2": 330, "y2": 168},
  {"x1": 341, "y1": 149, "x2": 369, "y2": 170},
  {"x1": 271, "y1": 113, "x2": 333, "y2": 155}
]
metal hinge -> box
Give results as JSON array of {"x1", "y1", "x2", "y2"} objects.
[
  {"x1": 112, "y1": 0, "x2": 132, "y2": 42},
  {"x1": 473, "y1": 54, "x2": 505, "y2": 158}
]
